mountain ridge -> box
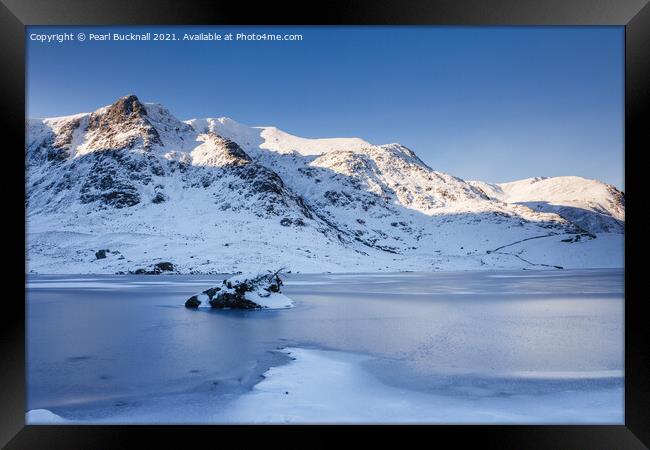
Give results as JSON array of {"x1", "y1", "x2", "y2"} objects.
[{"x1": 26, "y1": 95, "x2": 624, "y2": 274}]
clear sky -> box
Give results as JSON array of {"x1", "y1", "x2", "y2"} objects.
[{"x1": 27, "y1": 26, "x2": 624, "y2": 189}]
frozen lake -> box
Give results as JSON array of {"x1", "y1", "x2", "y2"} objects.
[{"x1": 26, "y1": 269, "x2": 624, "y2": 424}]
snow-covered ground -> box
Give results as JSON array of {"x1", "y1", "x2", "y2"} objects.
[{"x1": 26, "y1": 217, "x2": 624, "y2": 274}]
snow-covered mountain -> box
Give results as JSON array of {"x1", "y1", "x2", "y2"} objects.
[
  {"x1": 26, "y1": 95, "x2": 624, "y2": 274},
  {"x1": 468, "y1": 177, "x2": 624, "y2": 234}
]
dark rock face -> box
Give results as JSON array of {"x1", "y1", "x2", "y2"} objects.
[
  {"x1": 95, "y1": 249, "x2": 108, "y2": 259},
  {"x1": 185, "y1": 295, "x2": 201, "y2": 308},
  {"x1": 76, "y1": 149, "x2": 166, "y2": 209},
  {"x1": 154, "y1": 261, "x2": 175, "y2": 272},
  {"x1": 209, "y1": 292, "x2": 262, "y2": 309},
  {"x1": 280, "y1": 217, "x2": 306, "y2": 227},
  {"x1": 203, "y1": 286, "x2": 221, "y2": 298},
  {"x1": 131, "y1": 261, "x2": 175, "y2": 275},
  {"x1": 152, "y1": 192, "x2": 166, "y2": 203},
  {"x1": 78, "y1": 151, "x2": 144, "y2": 208},
  {"x1": 234, "y1": 164, "x2": 285, "y2": 197}
]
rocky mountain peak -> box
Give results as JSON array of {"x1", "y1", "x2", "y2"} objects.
[
  {"x1": 106, "y1": 94, "x2": 148, "y2": 118},
  {"x1": 84, "y1": 94, "x2": 162, "y2": 151}
]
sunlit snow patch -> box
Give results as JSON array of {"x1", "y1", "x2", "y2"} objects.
[{"x1": 220, "y1": 347, "x2": 623, "y2": 424}]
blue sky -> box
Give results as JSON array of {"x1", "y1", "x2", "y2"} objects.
[{"x1": 27, "y1": 26, "x2": 624, "y2": 189}]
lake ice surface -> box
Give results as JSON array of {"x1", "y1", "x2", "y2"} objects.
[{"x1": 26, "y1": 269, "x2": 624, "y2": 424}]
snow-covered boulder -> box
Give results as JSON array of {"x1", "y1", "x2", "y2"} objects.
[{"x1": 185, "y1": 271, "x2": 293, "y2": 309}]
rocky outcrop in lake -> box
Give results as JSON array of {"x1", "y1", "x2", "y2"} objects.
[{"x1": 185, "y1": 271, "x2": 293, "y2": 309}]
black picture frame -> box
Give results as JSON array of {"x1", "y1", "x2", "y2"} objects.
[{"x1": 2, "y1": 0, "x2": 647, "y2": 447}]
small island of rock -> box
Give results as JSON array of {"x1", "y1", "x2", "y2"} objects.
[{"x1": 185, "y1": 271, "x2": 294, "y2": 310}]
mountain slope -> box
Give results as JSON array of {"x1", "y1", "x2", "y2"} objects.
[
  {"x1": 26, "y1": 95, "x2": 624, "y2": 273},
  {"x1": 469, "y1": 177, "x2": 625, "y2": 234}
]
